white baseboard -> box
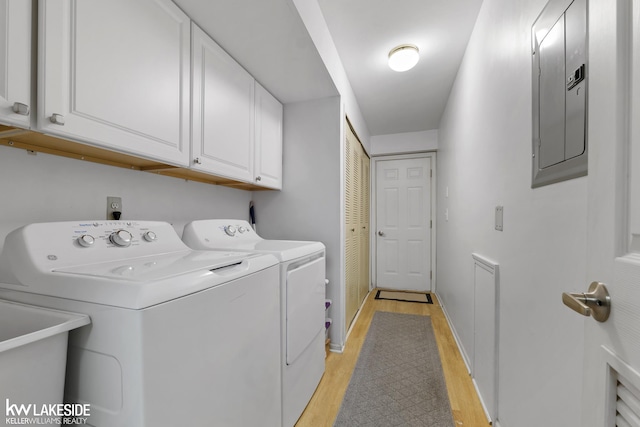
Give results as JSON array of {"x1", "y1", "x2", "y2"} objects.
[
  {"x1": 328, "y1": 343, "x2": 344, "y2": 353},
  {"x1": 438, "y1": 291, "x2": 499, "y2": 426},
  {"x1": 331, "y1": 289, "x2": 373, "y2": 354},
  {"x1": 436, "y1": 291, "x2": 472, "y2": 374},
  {"x1": 472, "y1": 377, "x2": 493, "y2": 425}
]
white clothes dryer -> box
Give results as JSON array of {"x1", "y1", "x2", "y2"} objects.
[
  {"x1": 182, "y1": 219, "x2": 326, "y2": 427},
  {"x1": 0, "y1": 220, "x2": 281, "y2": 427}
]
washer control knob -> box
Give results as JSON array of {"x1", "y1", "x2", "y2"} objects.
[
  {"x1": 224, "y1": 225, "x2": 237, "y2": 236},
  {"x1": 77, "y1": 234, "x2": 95, "y2": 248},
  {"x1": 142, "y1": 231, "x2": 157, "y2": 242},
  {"x1": 238, "y1": 226, "x2": 247, "y2": 234},
  {"x1": 110, "y1": 229, "x2": 133, "y2": 247}
]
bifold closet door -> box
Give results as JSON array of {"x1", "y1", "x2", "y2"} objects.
[
  {"x1": 358, "y1": 150, "x2": 370, "y2": 306},
  {"x1": 344, "y1": 122, "x2": 370, "y2": 330},
  {"x1": 345, "y1": 128, "x2": 359, "y2": 329}
]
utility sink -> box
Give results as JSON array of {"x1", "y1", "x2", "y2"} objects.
[{"x1": 0, "y1": 299, "x2": 90, "y2": 419}]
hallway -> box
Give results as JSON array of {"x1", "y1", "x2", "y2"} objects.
[{"x1": 297, "y1": 290, "x2": 489, "y2": 426}]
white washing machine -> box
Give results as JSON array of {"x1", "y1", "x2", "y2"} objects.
[
  {"x1": 0, "y1": 220, "x2": 282, "y2": 427},
  {"x1": 182, "y1": 219, "x2": 326, "y2": 427}
]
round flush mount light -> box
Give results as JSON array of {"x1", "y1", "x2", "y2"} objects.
[{"x1": 388, "y1": 44, "x2": 420, "y2": 72}]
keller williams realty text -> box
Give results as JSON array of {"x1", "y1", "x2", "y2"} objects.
[
  {"x1": 5, "y1": 418, "x2": 89, "y2": 425},
  {"x1": 5, "y1": 399, "x2": 90, "y2": 425}
]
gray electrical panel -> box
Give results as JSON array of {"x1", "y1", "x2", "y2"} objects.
[{"x1": 532, "y1": 0, "x2": 587, "y2": 188}]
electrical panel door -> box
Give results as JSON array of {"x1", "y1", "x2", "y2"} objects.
[{"x1": 532, "y1": 0, "x2": 587, "y2": 188}]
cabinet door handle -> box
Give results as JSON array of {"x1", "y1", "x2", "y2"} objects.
[
  {"x1": 255, "y1": 176, "x2": 262, "y2": 182},
  {"x1": 12, "y1": 102, "x2": 30, "y2": 116},
  {"x1": 193, "y1": 157, "x2": 202, "y2": 165},
  {"x1": 50, "y1": 114, "x2": 65, "y2": 125}
]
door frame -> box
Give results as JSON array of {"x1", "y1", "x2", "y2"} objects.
[{"x1": 370, "y1": 152, "x2": 437, "y2": 292}]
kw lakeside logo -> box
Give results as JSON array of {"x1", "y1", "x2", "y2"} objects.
[{"x1": 5, "y1": 399, "x2": 90, "y2": 425}]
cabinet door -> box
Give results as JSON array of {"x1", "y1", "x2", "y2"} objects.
[
  {"x1": 37, "y1": 0, "x2": 190, "y2": 166},
  {"x1": 0, "y1": 0, "x2": 31, "y2": 128},
  {"x1": 254, "y1": 82, "x2": 282, "y2": 189},
  {"x1": 192, "y1": 24, "x2": 254, "y2": 182}
]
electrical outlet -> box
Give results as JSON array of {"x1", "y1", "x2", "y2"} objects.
[{"x1": 107, "y1": 196, "x2": 122, "y2": 220}]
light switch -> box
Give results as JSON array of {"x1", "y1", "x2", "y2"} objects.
[{"x1": 495, "y1": 206, "x2": 503, "y2": 231}]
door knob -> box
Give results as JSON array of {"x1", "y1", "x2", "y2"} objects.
[
  {"x1": 378, "y1": 231, "x2": 384, "y2": 236},
  {"x1": 562, "y1": 281, "x2": 610, "y2": 322}
]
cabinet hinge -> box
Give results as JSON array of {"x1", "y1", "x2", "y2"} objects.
[
  {"x1": 430, "y1": 169, "x2": 433, "y2": 177},
  {"x1": 430, "y1": 220, "x2": 432, "y2": 229},
  {"x1": 430, "y1": 270, "x2": 432, "y2": 280}
]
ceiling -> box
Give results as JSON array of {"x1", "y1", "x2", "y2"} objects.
[
  {"x1": 173, "y1": 0, "x2": 339, "y2": 104},
  {"x1": 318, "y1": 0, "x2": 484, "y2": 136},
  {"x1": 173, "y1": 0, "x2": 484, "y2": 137}
]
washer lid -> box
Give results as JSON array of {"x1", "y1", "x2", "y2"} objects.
[
  {"x1": 53, "y1": 250, "x2": 251, "y2": 281},
  {"x1": 223, "y1": 240, "x2": 325, "y2": 262},
  {"x1": 182, "y1": 219, "x2": 325, "y2": 262},
  {"x1": 0, "y1": 251, "x2": 278, "y2": 309}
]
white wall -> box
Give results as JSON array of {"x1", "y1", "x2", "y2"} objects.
[
  {"x1": 436, "y1": 0, "x2": 587, "y2": 425},
  {"x1": 284, "y1": 0, "x2": 374, "y2": 350},
  {"x1": 0, "y1": 145, "x2": 251, "y2": 232},
  {"x1": 370, "y1": 130, "x2": 438, "y2": 156},
  {"x1": 251, "y1": 96, "x2": 344, "y2": 349},
  {"x1": 291, "y1": 0, "x2": 371, "y2": 152}
]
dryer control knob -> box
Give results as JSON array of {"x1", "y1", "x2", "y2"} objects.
[
  {"x1": 238, "y1": 226, "x2": 247, "y2": 234},
  {"x1": 224, "y1": 225, "x2": 237, "y2": 236},
  {"x1": 110, "y1": 229, "x2": 133, "y2": 247},
  {"x1": 143, "y1": 231, "x2": 157, "y2": 242},
  {"x1": 77, "y1": 234, "x2": 95, "y2": 248}
]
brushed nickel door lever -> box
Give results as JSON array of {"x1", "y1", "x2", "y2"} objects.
[{"x1": 562, "y1": 281, "x2": 611, "y2": 322}]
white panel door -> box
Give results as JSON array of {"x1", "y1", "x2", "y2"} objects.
[
  {"x1": 376, "y1": 157, "x2": 431, "y2": 291},
  {"x1": 577, "y1": 1, "x2": 640, "y2": 425},
  {"x1": 254, "y1": 81, "x2": 283, "y2": 189},
  {"x1": 37, "y1": 0, "x2": 190, "y2": 166},
  {"x1": 0, "y1": 0, "x2": 31, "y2": 128},
  {"x1": 192, "y1": 24, "x2": 255, "y2": 183}
]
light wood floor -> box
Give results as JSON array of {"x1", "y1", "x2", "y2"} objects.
[{"x1": 296, "y1": 289, "x2": 490, "y2": 427}]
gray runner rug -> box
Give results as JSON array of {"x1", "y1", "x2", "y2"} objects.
[{"x1": 333, "y1": 312, "x2": 455, "y2": 427}]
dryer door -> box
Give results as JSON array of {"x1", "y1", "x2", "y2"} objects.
[{"x1": 286, "y1": 256, "x2": 325, "y2": 364}]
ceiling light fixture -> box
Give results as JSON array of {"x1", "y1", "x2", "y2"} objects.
[{"x1": 388, "y1": 44, "x2": 420, "y2": 72}]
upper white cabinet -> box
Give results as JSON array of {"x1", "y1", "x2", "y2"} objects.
[
  {"x1": 0, "y1": 2, "x2": 282, "y2": 190},
  {"x1": 191, "y1": 24, "x2": 255, "y2": 182},
  {"x1": 254, "y1": 82, "x2": 283, "y2": 190},
  {"x1": 192, "y1": 24, "x2": 283, "y2": 189},
  {"x1": 0, "y1": 0, "x2": 32, "y2": 128},
  {"x1": 37, "y1": 0, "x2": 190, "y2": 166}
]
